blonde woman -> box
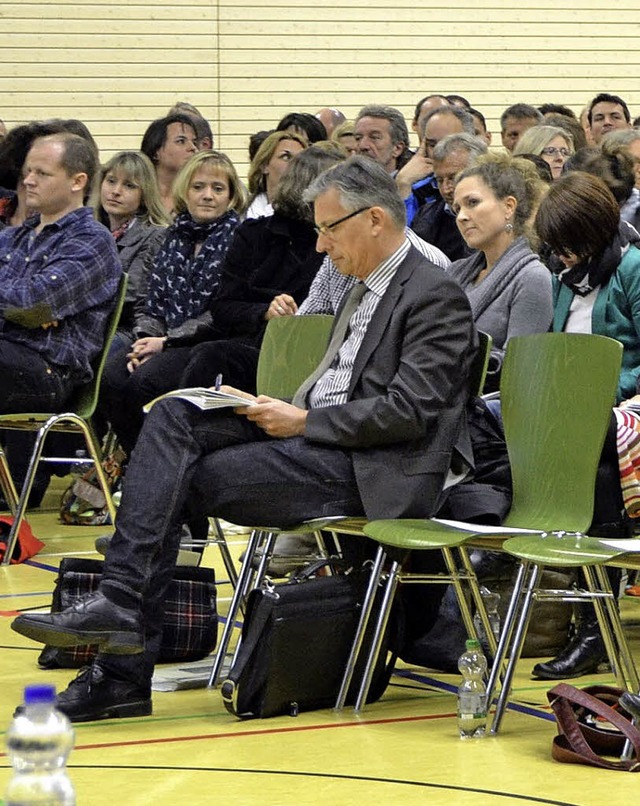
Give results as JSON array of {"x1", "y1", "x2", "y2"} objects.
[{"x1": 513, "y1": 124, "x2": 574, "y2": 180}]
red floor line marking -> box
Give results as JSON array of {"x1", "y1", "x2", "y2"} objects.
[
  {"x1": 41, "y1": 711, "x2": 457, "y2": 755},
  {"x1": 0, "y1": 611, "x2": 21, "y2": 617}
]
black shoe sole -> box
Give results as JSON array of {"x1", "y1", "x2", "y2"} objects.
[
  {"x1": 531, "y1": 660, "x2": 610, "y2": 680},
  {"x1": 60, "y1": 698, "x2": 152, "y2": 723},
  {"x1": 11, "y1": 617, "x2": 144, "y2": 654}
]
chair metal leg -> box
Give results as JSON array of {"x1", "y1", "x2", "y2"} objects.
[
  {"x1": 442, "y1": 546, "x2": 477, "y2": 641},
  {"x1": 209, "y1": 517, "x2": 239, "y2": 591},
  {"x1": 208, "y1": 528, "x2": 264, "y2": 688},
  {"x1": 0, "y1": 447, "x2": 18, "y2": 515},
  {"x1": 490, "y1": 562, "x2": 540, "y2": 735},
  {"x1": 457, "y1": 546, "x2": 498, "y2": 659},
  {"x1": 486, "y1": 560, "x2": 527, "y2": 711},
  {"x1": 354, "y1": 557, "x2": 400, "y2": 712},
  {"x1": 0, "y1": 420, "x2": 50, "y2": 566},
  {"x1": 335, "y1": 546, "x2": 386, "y2": 711}
]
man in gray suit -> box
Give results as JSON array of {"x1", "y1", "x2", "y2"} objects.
[{"x1": 13, "y1": 156, "x2": 478, "y2": 722}]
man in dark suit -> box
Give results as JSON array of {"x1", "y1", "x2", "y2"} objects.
[{"x1": 12, "y1": 156, "x2": 478, "y2": 721}]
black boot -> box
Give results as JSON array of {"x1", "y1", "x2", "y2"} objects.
[{"x1": 531, "y1": 611, "x2": 608, "y2": 680}]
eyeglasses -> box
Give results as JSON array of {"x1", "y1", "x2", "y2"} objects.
[
  {"x1": 541, "y1": 146, "x2": 571, "y2": 158},
  {"x1": 313, "y1": 206, "x2": 371, "y2": 236}
]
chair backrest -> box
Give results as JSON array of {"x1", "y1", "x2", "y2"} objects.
[
  {"x1": 469, "y1": 331, "x2": 492, "y2": 397},
  {"x1": 501, "y1": 332, "x2": 622, "y2": 533},
  {"x1": 70, "y1": 273, "x2": 129, "y2": 419},
  {"x1": 256, "y1": 314, "x2": 334, "y2": 399}
]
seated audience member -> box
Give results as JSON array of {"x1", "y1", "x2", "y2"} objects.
[
  {"x1": 587, "y1": 92, "x2": 632, "y2": 144},
  {"x1": 450, "y1": 152, "x2": 552, "y2": 391},
  {"x1": 528, "y1": 172, "x2": 640, "y2": 679},
  {"x1": 11, "y1": 156, "x2": 478, "y2": 722},
  {"x1": 315, "y1": 107, "x2": 346, "y2": 137},
  {"x1": 140, "y1": 114, "x2": 198, "y2": 216},
  {"x1": 513, "y1": 124, "x2": 574, "y2": 180},
  {"x1": 98, "y1": 150, "x2": 244, "y2": 456},
  {"x1": 517, "y1": 154, "x2": 554, "y2": 184},
  {"x1": 245, "y1": 131, "x2": 306, "y2": 219},
  {"x1": 94, "y1": 151, "x2": 170, "y2": 347},
  {"x1": 276, "y1": 112, "x2": 327, "y2": 144},
  {"x1": 331, "y1": 120, "x2": 358, "y2": 156},
  {"x1": 354, "y1": 104, "x2": 412, "y2": 173},
  {"x1": 0, "y1": 133, "x2": 121, "y2": 495},
  {"x1": 167, "y1": 102, "x2": 213, "y2": 149},
  {"x1": 500, "y1": 103, "x2": 544, "y2": 152},
  {"x1": 469, "y1": 107, "x2": 492, "y2": 145},
  {"x1": 398, "y1": 106, "x2": 476, "y2": 224},
  {"x1": 411, "y1": 132, "x2": 487, "y2": 262}
]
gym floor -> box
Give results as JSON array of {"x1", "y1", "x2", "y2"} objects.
[{"x1": 2, "y1": 490, "x2": 640, "y2": 805}]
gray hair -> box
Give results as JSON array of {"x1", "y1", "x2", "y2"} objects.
[
  {"x1": 432, "y1": 132, "x2": 488, "y2": 163},
  {"x1": 303, "y1": 155, "x2": 406, "y2": 229},
  {"x1": 419, "y1": 106, "x2": 475, "y2": 140},
  {"x1": 355, "y1": 104, "x2": 410, "y2": 148},
  {"x1": 602, "y1": 128, "x2": 640, "y2": 149}
]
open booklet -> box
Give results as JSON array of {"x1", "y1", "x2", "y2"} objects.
[{"x1": 143, "y1": 387, "x2": 257, "y2": 413}]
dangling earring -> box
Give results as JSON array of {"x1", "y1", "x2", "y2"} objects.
[{"x1": 505, "y1": 220, "x2": 514, "y2": 233}]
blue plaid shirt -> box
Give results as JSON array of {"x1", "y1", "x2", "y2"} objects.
[{"x1": 0, "y1": 208, "x2": 122, "y2": 382}]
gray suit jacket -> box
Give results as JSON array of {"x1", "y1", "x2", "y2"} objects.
[{"x1": 305, "y1": 245, "x2": 477, "y2": 520}]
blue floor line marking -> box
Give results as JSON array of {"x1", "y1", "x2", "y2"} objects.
[
  {"x1": 0, "y1": 590, "x2": 53, "y2": 599},
  {"x1": 23, "y1": 559, "x2": 59, "y2": 572},
  {"x1": 393, "y1": 668, "x2": 556, "y2": 722}
]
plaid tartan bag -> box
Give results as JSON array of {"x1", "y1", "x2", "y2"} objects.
[{"x1": 37, "y1": 557, "x2": 217, "y2": 668}]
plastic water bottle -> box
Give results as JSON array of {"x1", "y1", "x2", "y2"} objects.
[
  {"x1": 473, "y1": 586, "x2": 501, "y2": 647},
  {"x1": 4, "y1": 684, "x2": 76, "y2": 805},
  {"x1": 457, "y1": 638, "x2": 488, "y2": 739},
  {"x1": 69, "y1": 449, "x2": 88, "y2": 479}
]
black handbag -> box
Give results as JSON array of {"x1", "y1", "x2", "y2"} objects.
[
  {"x1": 221, "y1": 560, "x2": 401, "y2": 719},
  {"x1": 37, "y1": 557, "x2": 218, "y2": 668}
]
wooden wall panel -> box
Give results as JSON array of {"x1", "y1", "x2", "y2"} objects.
[{"x1": 2, "y1": 1, "x2": 640, "y2": 178}]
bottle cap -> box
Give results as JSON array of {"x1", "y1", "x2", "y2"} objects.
[
  {"x1": 24, "y1": 684, "x2": 56, "y2": 705},
  {"x1": 465, "y1": 639, "x2": 481, "y2": 651}
]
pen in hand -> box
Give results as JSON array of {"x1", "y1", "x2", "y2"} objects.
[{"x1": 215, "y1": 373, "x2": 223, "y2": 391}]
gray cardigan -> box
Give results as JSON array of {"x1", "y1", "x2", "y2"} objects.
[{"x1": 449, "y1": 237, "x2": 553, "y2": 382}]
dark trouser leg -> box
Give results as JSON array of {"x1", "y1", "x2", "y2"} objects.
[
  {"x1": 98, "y1": 346, "x2": 194, "y2": 456},
  {"x1": 98, "y1": 400, "x2": 364, "y2": 688},
  {"x1": 0, "y1": 340, "x2": 76, "y2": 503}
]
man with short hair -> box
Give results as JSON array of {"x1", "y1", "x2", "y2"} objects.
[
  {"x1": 410, "y1": 94, "x2": 450, "y2": 143},
  {"x1": 354, "y1": 104, "x2": 411, "y2": 173},
  {"x1": 0, "y1": 133, "x2": 121, "y2": 413},
  {"x1": 411, "y1": 132, "x2": 487, "y2": 261},
  {"x1": 13, "y1": 156, "x2": 477, "y2": 721},
  {"x1": 397, "y1": 106, "x2": 476, "y2": 224},
  {"x1": 588, "y1": 92, "x2": 632, "y2": 144},
  {"x1": 500, "y1": 103, "x2": 544, "y2": 152}
]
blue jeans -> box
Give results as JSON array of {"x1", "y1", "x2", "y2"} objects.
[{"x1": 97, "y1": 398, "x2": 364, "y2": 688}]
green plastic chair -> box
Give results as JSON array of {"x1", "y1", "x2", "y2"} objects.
[
  {"x1": 208, "y1": 313, "x2": 334, "y2": 686},
  {"x1": 0, "y1": 273, "x2": 128, "y2": 565},
  {"x1": 356, "y1": 333, "x2": 625, "y2": 722}
]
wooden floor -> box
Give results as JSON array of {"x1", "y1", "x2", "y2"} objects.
[{"x1": 2, "y1": 492, "x2": 640, "y2": 805}]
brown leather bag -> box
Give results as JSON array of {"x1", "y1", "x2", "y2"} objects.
[{"x1": 547, "y1": 683, "x2": 640, "y2": 771}]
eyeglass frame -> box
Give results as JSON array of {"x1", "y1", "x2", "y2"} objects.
[
  {"x1": 541, "y1": 146, "x2": 572, "y2": 158},
  {"x1": 313, "y1": 206, "x2": 372, "y2": 236}
]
